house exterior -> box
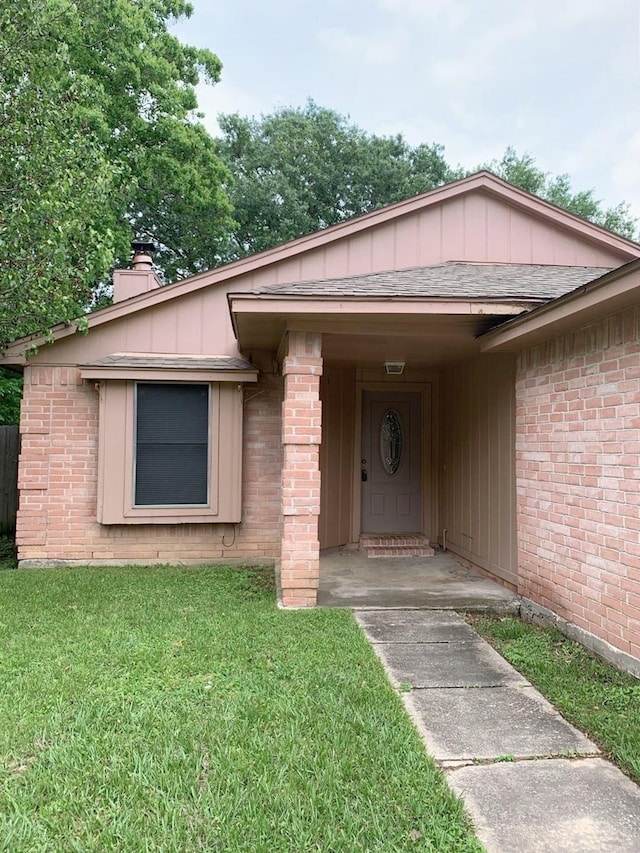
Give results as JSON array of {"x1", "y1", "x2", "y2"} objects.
[{"x1": 3, "y1": 172, "x2": 640, "y2": 671}]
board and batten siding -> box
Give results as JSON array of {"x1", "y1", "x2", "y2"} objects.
[
  {"x1": 439, "y1": 354, "x2": 517, "y2": 586},
  {"x1": 246, "y1": 193, "x2": 625, "y2": 287},
  {"x1": 319, "y1": 366, "x2": 356, "y2": 550}
]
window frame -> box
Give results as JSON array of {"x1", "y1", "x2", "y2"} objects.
[
  {"x1": 130, "y1": 381, "x2": 216, "y2": 512},
  {"x1": 95, "y1": 378, "x2": 245, "y2": 525}
]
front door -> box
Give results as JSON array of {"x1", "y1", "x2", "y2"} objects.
[{"x1": 360, "y1": 390, "x2": 422, "y2": 533}]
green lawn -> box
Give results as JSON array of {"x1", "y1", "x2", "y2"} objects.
[
  {"x1": 0, "y1": 565, "x2": 481, "y2": 852},
  {"x1": 468, "y1": 615, "x2": 640, "y2": 784}
]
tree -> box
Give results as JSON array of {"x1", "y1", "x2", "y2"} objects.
[
  {"x1": 0, "y1": 368, "x2": 22, "y2": 425},
  {"x1": 216, "y1": 101, "x2": 460, "y2": 258},
  {"x1": 0, "y1": 0, "x2": 234, "y2": 351},
  {"x1": 483, "y1": 148, "x2": 637, "y2": 239}
]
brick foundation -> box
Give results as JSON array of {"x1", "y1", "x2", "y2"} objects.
[
  {"x1": 516, "y1": 308, "x2": 640, "y2": 660},
  {"x1": 16, "y1": 366, "x2": 283, "y2": 565}
]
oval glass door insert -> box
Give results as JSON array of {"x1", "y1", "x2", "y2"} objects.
[{"x1": 380, "y1": 409, "x2": 403, "y2": 475}]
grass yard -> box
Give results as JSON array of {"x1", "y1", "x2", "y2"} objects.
[
  {"x1": 468, "y1": 615, "x2": 640, "y2": 784},
  {"x1": 0, "y1": 565, "x2": 481, "y2": 852}
]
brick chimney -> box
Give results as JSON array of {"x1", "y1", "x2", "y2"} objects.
[{"x1": 112, "y1": 240, "x2": 162, "y2": 303}]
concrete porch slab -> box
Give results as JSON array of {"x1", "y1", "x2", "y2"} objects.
[
  {"x1": 407, "y1": 685, "x2": 598, "y2": 761},
  {"x1": 356, "y1": 609, "x2": 479, "y2": 643},
  {"x1": 374, "y1": 639, "x2": 528, "y2": 688},
  {"x1": 318, "y1": 547, "x2": 519, "y2": 611},
  {"x1": 448, "y1": 758, "x2": 640, "y2": 853}
]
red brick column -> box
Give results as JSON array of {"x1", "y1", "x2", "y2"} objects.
[{"x1": 280, "y1": 331, "x2": 323, "y2": 607}]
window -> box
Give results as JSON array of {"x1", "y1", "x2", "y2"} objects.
[
  {"x1": 135, "y1": 383, "x2": 209, "y2": 506},
  {"x1": 89, "y1": 372, "x2": 254, "y2": 525}
]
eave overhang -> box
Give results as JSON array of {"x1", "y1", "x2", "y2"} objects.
[
  {"x1": 228, "y1": 294, "x2": 537, "y2": 351},
  {"x1": 480, "y1": 259, "x2": 640, "y2": 353},
  {"x1": 79, "y1": 353, "x2": 258, "y2": 383}
]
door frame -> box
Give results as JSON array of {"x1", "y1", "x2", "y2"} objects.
[{"x1": 351, "y1": 381, "x2": 435, "y2": 543}]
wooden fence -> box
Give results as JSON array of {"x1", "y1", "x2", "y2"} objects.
[{"x1": 0, "y1": 426, "x2": 19, "y2": 534}]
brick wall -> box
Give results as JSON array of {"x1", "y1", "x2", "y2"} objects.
[
  {"x1": 516, "y1": 308, "x2": 640, "y2": 659},
  {"x1": 16, "y1": 366, "x2": 283, "y2": 564}
]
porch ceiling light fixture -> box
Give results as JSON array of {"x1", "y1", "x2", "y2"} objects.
[{"x1": 384, "y1": 361, "x2": 405, "y2": 375}]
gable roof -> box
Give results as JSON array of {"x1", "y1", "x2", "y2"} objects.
[
  {"x1": 236, "y1": 262, "x2": 613, "y2": 302},
  {"x1": 3, "y1": 171, "x2": 639, "y2": 361}
]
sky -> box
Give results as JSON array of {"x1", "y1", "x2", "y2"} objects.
[{"x1": 173, "y1": 0, "x2": 640, "y2": 226}]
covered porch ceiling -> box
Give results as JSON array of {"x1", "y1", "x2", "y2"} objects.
[{"x1": 228, "y1": 296, "x2": 536, "y2": 370}]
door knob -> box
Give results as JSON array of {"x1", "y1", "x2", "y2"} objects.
[{"x1": 361, "y1": 469, "x2": 368, "y2": 482}]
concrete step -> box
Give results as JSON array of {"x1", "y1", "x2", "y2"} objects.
[{"x1": 359, "y1": 534, "x2": 435, "y2": 558}]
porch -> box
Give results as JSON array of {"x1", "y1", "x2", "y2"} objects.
[
  {"x1": 229, "y1": 271, "x2": 532, "y2": 607},
  {"x1": 317, "y1": 547, "x2": 520, "y2": 611}
]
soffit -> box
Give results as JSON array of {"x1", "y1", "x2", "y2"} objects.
[{"x1": 234, "y1": 306, "x2": 529, "y2": 369}]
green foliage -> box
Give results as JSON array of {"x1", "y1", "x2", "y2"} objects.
[
  {"x1": 483, "y1": 148, "x2": 638, "y2": 239},
  {"x1": 0, "y1": 565, "x2": 481, "y2": 851},
  {"x1": 0, "y1": 0, "x2": 234, "y2": 350},
  {"x1": 0, "y1": 0, "x2": 117, "y2": 348},
  {"x1": 0, "y1": 370, "x2": 22, "y2": 425},
  {"x1": 217, "y1": 100, "x2": 460, "y2": 258},
  {"x1": 0, "y1": 534, "x2": 17, "y2": 569},
  {"x1": 470, "y1": 615, "x2": 640, "y2": 783}
]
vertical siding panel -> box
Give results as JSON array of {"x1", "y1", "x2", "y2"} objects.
[
  {"x1": 176, "y1": 294, "x2": 201, "y2": 352},
  {"x1": 463, "y1": 195, "x2": 488, "y2": 260},
  {"x1": 458, "y1": 366, "x2": 467, "y2": 545},
  {"x1": 321, "y1": 241, "x2": 350, "y2": 278},
  {"x1": 488, "y1": 366, "x2": 502, "y2": 565},
  {"x1": 346, "y1": 231, "x2": 374, "y2": 276},
  {"x1": 339, "y1": 368, "x2": 355, "y2": 544},
  {"x1": 319, "y1": 366, "x2": 355, "y2": 549},
  {"x1": 440, "y1": 377, "x2": 450, "y2": 544},
  {"x1": 441, "y1": 198, "x2": 465, "y2": 260},
  {"x1": 439, "y1": 354, "x2": 517, "y2": 586},
  {"x1": 125, "y1": 314, "x2": 151, "y2": 352},
  {"x1": 509, "y1": 209, "x2": 533, "y2": 263},
  {"x1": 468, "y1": 361, "x2": 479, "y2": 555},
  {"x1": 476, "y1": 361, "x2": 490, "y2": 559},
  {"x1": 150, "y1": 306, "x2": 178, "y2": 352},
  {"x1": 416, "y1": 207, "x2": 445, "y2": 264},
  {"x1": 392, "y1": 211, "x2": 420, "y2": 268},
  {"x1": 370, "y1": 221, "x2": 396, "y2": 269},
  {"x1": 485, "y1": 197, "x2": 511, "y2": 261}
]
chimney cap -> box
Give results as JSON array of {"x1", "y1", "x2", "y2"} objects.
[{"x1": 131, "y1": 239, "x2": 156, "y2": 255}]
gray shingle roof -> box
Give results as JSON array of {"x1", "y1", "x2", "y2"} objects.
[
  {"x1": 243, "y1": 262, "x2": 613, "y2": 301},
  {"x1": 82, "y1": 354, "x2": 255, "y2": 371}
]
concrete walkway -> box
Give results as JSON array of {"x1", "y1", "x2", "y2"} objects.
[{"x1": 356, "y1": 609, "x2": 640, "y2": 853}]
